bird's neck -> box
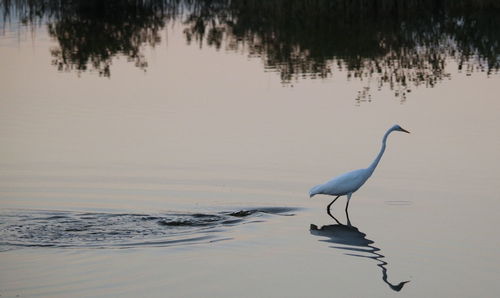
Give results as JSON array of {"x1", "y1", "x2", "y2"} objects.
[{"x1": 367, "y1": 128, "x2": 392, "y2": 174}]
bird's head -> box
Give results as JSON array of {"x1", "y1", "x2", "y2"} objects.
[
  {"x1": 392, "y1": 124, "x2": 410, "y2": 134},
  {"x1": 389, "y1": 280, "x2": 410, "y2": 291}
]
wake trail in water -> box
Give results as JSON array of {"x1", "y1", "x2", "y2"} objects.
[{"x1": 0, "y1": 207, "x2": 296, "y2": 251}]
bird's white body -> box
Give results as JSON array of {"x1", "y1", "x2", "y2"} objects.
[
  {"x1": 310, "y1": 168, "x2": 371, "y2": 197},
  {"x1": 309, "y1": 124, "x2": 409, "y2": 220}
]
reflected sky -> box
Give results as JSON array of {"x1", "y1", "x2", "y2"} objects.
[{"x1": 1, "y1": 0, "x2": 499, "y2": 101}]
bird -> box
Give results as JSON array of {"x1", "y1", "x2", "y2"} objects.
[{"x1": 309, "y1": 124, "x2": 410, "y2": 222}]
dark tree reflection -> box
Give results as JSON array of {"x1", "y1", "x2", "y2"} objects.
[
  {"x1": 47, "y1": 1, "x2": 167, "y2": 77},
  {"x1": 181, "y1": 0, "x2": 500, "y2": 100},
  {"x1": 2, "y1": 0, "x2": 174, "y2": 77},
  {"x1": 2, "y1": 0, "x2": 499, "y2": 98}
]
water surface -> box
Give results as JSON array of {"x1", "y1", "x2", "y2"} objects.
[{"x1": 1, "y1": 1, "x2": 500, "y2": 297}]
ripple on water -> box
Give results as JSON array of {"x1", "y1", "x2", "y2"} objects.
[{"x1": 0, "y1": 208, "x2": 296, "y2": 251}]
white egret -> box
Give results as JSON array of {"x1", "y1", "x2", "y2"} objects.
[{"x1": 309, "y1": 124, "x2": 410, "y2": 221}]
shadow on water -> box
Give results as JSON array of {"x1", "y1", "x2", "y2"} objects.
[
  {"x1": 310, "y1": 214, "x2": 410, "y2": 292},
  {"x1": 2, "y1": 0, "x2": 500, "y2": 100}
]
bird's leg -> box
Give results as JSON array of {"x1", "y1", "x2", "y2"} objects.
[
  {"x1": 327, "y1": 195, "x2": 340, "y2": 216},
  {"x1": 345, "y1": 194, "x2": 352, "y2": 226},
  {"x1": 330, "y1": 214, "x2": 341, "y2": 225},
  {"x1": 327, "y1": 195, "x2": 341, "y2": 224}
]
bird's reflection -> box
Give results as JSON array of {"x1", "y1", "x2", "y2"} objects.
[{"x1": 310, "y1": 215, "x2": 409, "y2": 292}]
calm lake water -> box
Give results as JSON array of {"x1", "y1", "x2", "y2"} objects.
[{"x1": 1, "y1": 1, "x2": 500, "y2": 297}]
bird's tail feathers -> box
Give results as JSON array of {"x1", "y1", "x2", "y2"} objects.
[{"x1": 309, "y1": 185, "x2": 322, "y2": 198}]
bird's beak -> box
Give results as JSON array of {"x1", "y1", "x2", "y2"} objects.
[{"x1": 400, "y1": 128, "x2": 410, "y2": 134}]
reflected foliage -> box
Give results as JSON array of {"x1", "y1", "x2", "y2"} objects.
[
  {"x1": 181, "y1": 0, "x2": 500, "y2": 100},
  {"x1": 1, "y1": 0, "x2": 173, "y2": 76},
  {"x1": 310, "y1": 222, "x2": 410, "y2": 292},
  {"x1": 46, "y1": 1, "x2": 167, "y2": 76},
  {"x1": 1, "y1": 0, "x2": 499, "y2": 98}
]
